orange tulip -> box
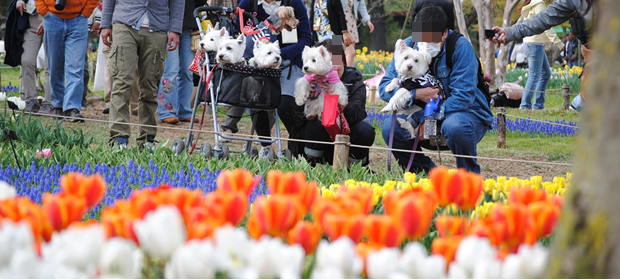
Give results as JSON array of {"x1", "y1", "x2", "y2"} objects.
[
  {"x1": 250, "y1": 195, "x2": 303, "y2": 239},
  {"x1": 467, "y1": 217, "x2": 507, "y2": 246},
  {"x1": 131, "y1": 193, "x2": 163, "y2": 219},
  {"x1": 217, "y1": 169, "x2": 261, "y2": 198},
  {"x1": 43, "y1": 193, "x2": 87, "y2": 232},
  {"x1": 323, "y1": 213, "x2": 364, "y2": 243},
  {"x1": 267, "y1": 170, "x2": 306, "y2": 195},
  {"x1": 337, "y1": 187, "x2": 373, "y2": 215},
  {"x1": 168, "y1": 189, "x2": 205, "y2": 214},
  {"x1": 187, "y1": 218, "x2": 224, "y2": 240},
  {"x1": 2, "y1": 198, "x2": 53, "y2": 242},
  {"x1": 391, "y1": 195, "x2": 434, "y2": 240},
  {"x1": 528, "y1": 201, "x2": 561, "y2": 239},
  {"x1": 548, "y1": 195, "x2": 564, "y2": 209},
  {"x1": 454, "y1": 172, "x2": 483, "y2": 210},
  {"x1": 78, "y1": 174, "x2": 106, "y2": 208},
  {"x1": 204, "y1": 190, "x2": 248, "y2": 226},
  {"x1": 288, "y1": 221, "x2": 322, "y2": 255},
  {"x1": 509, "y1": 187, "x2": 547, "y2": 206},
  {"x1": 296, "y1": 181, "x2": 319, "y2": 214},
  {"x1": 429, "y1": 167, "x2": 463, "y2": 207},
  {"x1": 364, "y1": 215, "x2": 402, "y2": 248},
  {"x1": 60, "y1": 172, "x2": 86, "y2": 194},
  {"x1": 435, "y1": 215, "x2": 466, "y2": 237},
  {"x1": 431, "y1": 236, "x2": 463, "y2": 267},
  {"x1": 312, "y1": 198, "x2": 344, "y2": 230},
  {"x1": 356, "y1": 242, "x2": 384, "y2": 277},
  {"x1": 490, "y1": 204, "x2": 530, "y2": 252}
]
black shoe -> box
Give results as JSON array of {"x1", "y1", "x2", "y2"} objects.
[
  {"x1": 53, "y1": 107, "x2": 64, "y2": 120},
  {"x1": 103, "y1": 108, "x2": 110, "y2": 114},
  {"x1": 24, "y1": 100, "x2": 40, "y2": 113},
  {"x1": 63, "y1": 108, "x2": 85, "y2": 123},
  {"x1": 39, "y1": 104, "x2": 55, "y2": 115}
]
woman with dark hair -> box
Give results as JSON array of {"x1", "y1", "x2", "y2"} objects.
[{"x1": 494, "y1": 0, "x2": 596, "y2": 111}]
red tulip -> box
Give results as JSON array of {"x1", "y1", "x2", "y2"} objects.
[
  {"x1": 364, "y1": 215, "x2": 402, "y2": 248},
  {"x1": 391, "y1": 195, "x2": 434, "y2": 240},
  {"x1": 528, "y1": 201, "x2": 561, "y2": 238},
  {"x1": 431, "y1": 236, "x2": 463, "y2": 267},
  {"x1": 249, "y1": 195, "x2": 303, "y2": 239},
  {"x1": 323, "y1": 213, "x2": 365, "y2": 243},
  {"x1": 288, "y1": 221, "x2": 322, "y2": 255},
  {"x1": 509, "y1": 187, "x2": 547, "y2": 206},
  {"x1": 217, "y1": 168, "x2": 261, "y2": 198},
  {"x1": 435, "y1": 215, "x2": 466, "y2": 237}
]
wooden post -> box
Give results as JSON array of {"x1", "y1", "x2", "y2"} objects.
[
  {"x1": 497, "y1": 107, "x2": 506, "y2": 148},
  {"x1": 368, "y1": 86, "x2": 376, "y2": 103},
  {"x1": 562, "y1": 84, "x2": 571, "y2": 110},
  {"x1": 333, "y1": 134, "x2": 350, "y2": 170}
]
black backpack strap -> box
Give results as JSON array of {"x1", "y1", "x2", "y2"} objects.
[
  {"x1": 281, "y1": 0, "x2": 292, "y2": 7},
  {"x1": 445, "y1": 31, "x2": 463, "y2": 69}
]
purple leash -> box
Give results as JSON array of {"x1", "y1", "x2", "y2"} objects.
[
  {"x1": 387, "y1": 112, "x2": 397, "y2": 172},
  {"x1": 406, "y1": 121, "x2": 424, "y2": 172}
]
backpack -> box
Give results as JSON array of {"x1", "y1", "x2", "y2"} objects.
[
  {"x1": 444, "y1": 31, "x2": 492, "y2": 105},
  {"x1": 248, "y1": 0, "x2": 293, "y2": 20}
]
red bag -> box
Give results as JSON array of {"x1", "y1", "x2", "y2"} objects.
[
  {"x1": 321, "y1": 94, "x2": 350, "y2": 141},
  {"x1": 188, "y1": 50, "x2": 206, "y2": 75}
]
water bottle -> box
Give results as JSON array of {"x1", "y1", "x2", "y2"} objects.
[{"x1": 423, "y1": 95, "x2": 441, "y2": 140}]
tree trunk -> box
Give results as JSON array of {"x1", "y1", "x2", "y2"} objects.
[
  {"x1": 369, "y1": 0, "x2": 386, "y2": 51},
  {"x1": 471, "y1": 0, "x2": 486, "y2": 63},
  {"x1": 482, "y1": 0, "x2": 495, "y2": 78},
  {"x1": 494, "y1": 0, "x2": 520, "y2": 88},
  {"x1": 548, "y1": 0, "x2": 620, "y2": 278},
  {"x1": 465, "y1": 10, "x2": 477, "y2": 27},
  {"x1": 454, "y1": 0, "x2": 471, "y2": 42}
]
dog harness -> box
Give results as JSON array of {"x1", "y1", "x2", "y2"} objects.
[{"x1": 303, "y1": 66, "x2": 340, "y2": 100}]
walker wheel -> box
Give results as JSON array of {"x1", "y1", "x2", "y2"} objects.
[
  {"x1": 281, "y1": 149, "x2": 293, "y2": 161},
  {"x1": 259, "y1": 146, "x2": 275, "y2": 162},
  {"x1": 200, "y1": 142, "x2": 212, "y2": 159},
  {"x1": 172, "y1": 138, "x2": 185, "y2": 155},
  {"x1": 220, "y1": 143, "x2": 229, "y2": 159}
]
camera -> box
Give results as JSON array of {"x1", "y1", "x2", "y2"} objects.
[
  {"x1": 484, "y1": 29, "x2": 498, "y2": 40},
  {"x1": 55, "y1": 0, "x2": 65, "y2": 11}
]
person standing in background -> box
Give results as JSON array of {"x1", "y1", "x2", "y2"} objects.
[
  {"x1": 564, "y1": 31, "x2": 579, "y2": 68},
  {"x1": 341, "y1": 0, "x2": 373, "y2": 67},
  {"x1": 82, "y1": 7, "x2": 102, "y2": 110},
  {"x1": 157, "y1": 0, "x2": 206, "y2": 124}
]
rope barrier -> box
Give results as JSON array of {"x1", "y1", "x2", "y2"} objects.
[{"x1": 0, "y1": 109, "x2": 574, "y2": 167}]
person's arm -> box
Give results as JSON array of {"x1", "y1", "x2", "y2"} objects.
[
  {"x1": 442, "y1": 38, "x2": 479, "y2": 114},
  {"x1": 34, "y1": 0, "x2": 48, "y2": 17},
  {"x1": 357, "y1": 0, "x2": 371, "y2": 24},
  {"x1": 280, "y1": 0, "x2": 312, "y2": 61},
  {"x1": 343, "y1": 81, "x2": 368, "y2": 126},
  {"x1": 100, "y1": 0, "x2": 115, "y2": 29},
  {"x1": 82, "y1": 0, "x2": 100, "y2": 17},
  {"x1": 170, "y1": 0, "x2": 184, "y2": 34},
  {"x1": 504, "y1": 0, "x2": 578, "y2": 42}
]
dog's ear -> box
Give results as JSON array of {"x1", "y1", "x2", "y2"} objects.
[
  {"x1": 214, "y1": 22, "x2": 220, "y2": 30},
  {"x1": 219, "y1": 27, "x2": 228, "y2": 37},
  {"x1": 271, "y1": 41, "x2": 280, "y2": 50},
  {"x1": 395, "y1": 39, "x2": 407, "y2": 55},
  {"x1": 255, "y1": 38, "x2": 267, "y2": 48},
  {"x1": 303, "y1": 45, "x2": 311, "y2": 56},
  {"x1": 420, "y1": 50, "x2": 432, "y2": 65},
  {"x1": 236, "y1": 34, "x2": 246, "y2": 45},
  {"x1": 318, "y1": 46, "x2": 328, "y2": 57},
  {"x1": 207, "y1": 24, "x2": 213, "y2": 33}
]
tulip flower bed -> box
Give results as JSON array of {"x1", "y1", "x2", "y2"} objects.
[{"x1": 1, "y1": 166, "x2": 568, "y2": 278}]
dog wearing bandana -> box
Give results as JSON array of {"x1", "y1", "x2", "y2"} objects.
[{"x1": 294, "y1": 45, "x2": 348, "y2": 120}]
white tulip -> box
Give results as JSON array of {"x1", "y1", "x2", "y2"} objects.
[
  {"x1": 397, "y1": 242, "x2": 427, "y2": 278},
  {"x1": 270, "y1": 241, "x2": 305, "y2": 279},
  {"x1": 500, "y1": 254, "x2": 523, "y2": 279},
  {"x1": 448, "y1": 262, "x2": 468, "y2": 279},
  {"x1": 6, "y1": 97, "x2": 25, "y2": 110},
  {"x1": 165, "y1": 239, "x2": 217, "y2": 279},
  {"x1": 0, "y1": 220, "x2": 35, "y2": 268},
  {"x1": 473, "y1": 258, "x2": 501, "y2": 279},
  {"x1": 418, "y1": 255, "x2": 447, "y2": 279},
  {"x1": 212, "y1": 226, "x2": 254, "y2": 277},
  {"x1": 100, "y1": 238, "x2": 143, "y2": 279},
  {"x1": 455, "y1": 236, "x2": 496, "y2": 275},
  {"x1": 247, "y1": 236, "x2": 305, "y2": 279},
  {"x1": 42, "y1": 224, "x2": 103, "y2": 276},
  {"x1": 311, "y1": 266, "x2": 345, "y2": 279},
  {"x1": 367, "y1": 248, "x2": 400, "y2": 279},
  {"x1": 313, "y1": 237, "x2": 363, "y2": 279},
  {"x1": 0, "y1": 181, "x2": 16, "y2": 201},
  {"x1": 133, "y1": 205, "x2": 187, "y2": 260},
  {"x1": 387, "y1": 272, "x2": 411, "y2": 279},
  {"x1": 7, "y1": 248, "x2": 39, "y2": 278},
  {"x1": 0, "y1": 92, "x2": 6, "y2": 102},
  {"x1": 517, "y1": 243, "x2": 549, "y2": 278}
]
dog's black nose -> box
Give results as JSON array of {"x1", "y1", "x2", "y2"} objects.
[
  {"x1": 407, "y1": 65, "x2": 413, "y2": 70},
  {"x1": 304, "y1": 66, "x2": 309, "y2": 71},
  {"x1": 219, "y1": 54, "x2": 224, "y2": 59},
  {"x1": 275, "y1": 57, "x2": 280, "y2": 61}
]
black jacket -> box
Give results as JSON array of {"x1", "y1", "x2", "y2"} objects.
[
  {"x1": 341, "y1": 67, "x2": 367, "y2": 126},
  {"x1": 183, "y1": 0, "x2": 208, "y2": 31},
  {"x1": 411, "y1": 0, "x2": 455, "y2": 30},
  {"x1": 4, "y1": 0, "x2": 30, "y2": 67},
  {"x1": 310, "y1": 0, "x2": 348, "y2": 43}
]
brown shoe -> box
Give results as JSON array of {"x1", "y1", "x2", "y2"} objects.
[
  {"x1": 161, "y1": 117, "x2": 179, "y2": 124},
  {"x1": 182, "y1": 117, "x2": 200, "y2": 122}
]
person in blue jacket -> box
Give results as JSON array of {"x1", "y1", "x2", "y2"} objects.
[{"x1": 379, "y1": 5, "x2": 493, "y2": 174}]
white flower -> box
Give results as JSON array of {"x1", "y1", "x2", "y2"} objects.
[
  {"x1": 473, "y1": 258, "x2": 501, "y2": 279},
  {"x1": 165, "y1": 239, "x2": 217, "y2": 279},
  {"x1": 366, "y1": 248, "x2": 400, "y2": 279},
  {"x1": 270, "y1": 241, "x2": 305, "y2": 279},
  {"x1": 448, "y1": 263, "x2": 468, "y2": 279},
  {"x1": 0, "y1": 181, "x2": 17, "y2": 201},
  {"x1": 312, "y1": 237, "x2": 363, "y2": 279},
  {"x1": 311, "y1": 266, "x2": 344, "y2": 279},
  {"x1": 247, "y1": 236, "x2": 305, "y2": 279},
  {"x1": 517, "y1": 243, "x2": 549, "y2": 278},
  {"x1": 0, "y1": 220, "x2": 35, "y2": 268},
  {"x1": 418, "y1": 255, "x2": 447, "y2": 279},
  {"x1": 455, "y1": 236, "x2": 496, "y2": 275},
  {"x1": 42, "y1": 224, "x2": 103, "y2": 276},
  {"x1": 500, "y1": 254, "x2": 523, "y2": 279},
  {"x1": 397, "y1": 242, "x2": 427, "y2": 278},
  {"x1": 0, "y1": 92, "x2": 6, "y2": 102},
  {"x1": 100, "y1": 238, "x2": 143, "y2": 279},
  {"x1": 133, "y1": 205, "x2": 187, "y2": 260},
  {"x1": 6, "y1": 96, "x2": 26, "y2": 110},
  {"x1": 213, "y1": 226, "x2": 254, "y2": 277}
]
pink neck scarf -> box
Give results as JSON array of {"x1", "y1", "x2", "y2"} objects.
[{"x1": 304, "y1": 67, "x2": 341, "y2": 97}]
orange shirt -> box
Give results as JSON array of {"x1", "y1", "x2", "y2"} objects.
[{"x1": 34, "y1": 0, "x2": 100, "y2": 19}]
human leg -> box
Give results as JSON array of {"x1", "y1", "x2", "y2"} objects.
[
  {"x1": 520, "y1": 44, "x2": 544, "y2": 110},
  {"x1": 381, "y1": 114, "x2": 436, "y2": 174},
  {"x1": 20, "y1": 14, "x2": 44, "y2": 107},
  {"x1": 222, "y1": 107, "x2": 245, "y2": 133},
  {"x1": 303, "y1": 118, "x2": 332, "y2": 160},
  {"x1": 62, "y1": 15, "x2": 88, "y2": 112},
  {"x1": 441, "y1": 112, "x2": 489, "y2": 173},
  {"x1": 156, "y1": 39, "x2": 181, "y2": 121},
  {"x1": 348, "y1": 121, "x2": 375, "y2": 164},
  {"x1": 177, "y1": 30, "x2": 195, "y2": 120},
  {"x1": 43, "y1": 13, "x2": 66, "y2": 110},
  {"x1": 345, "y1": 43, "x2": 356, "y2": 67},
  {"x1": 533, "y1": 48, "x2": 551, "y2": 110}
]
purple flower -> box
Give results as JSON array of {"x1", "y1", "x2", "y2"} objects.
[
  {"x1": 158, "y1": 93, "x2": 166, "y2": 103},
  {"x1": 162, "y1": 78, "x2": 170, "y2": 87},
  {"x1": 164, "y1": 103, "x2": 174, "y2": 111}
]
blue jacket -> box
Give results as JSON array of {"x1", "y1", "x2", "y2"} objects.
[
  {"x1": 237, "y1": 0, "x2": 312, "y2": 68},
  {"x1": 379, "y1": 31, "x2": 494, "y2": 127}
]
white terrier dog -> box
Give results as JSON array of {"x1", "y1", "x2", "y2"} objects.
[
  {"x1": 294, "y1": 46, "x2": 348, "y2": 120},
  {"x1": 216, "y1": 35, "x2": 246, "y2": 64},
  {"x1": 200, "y1": 23, "x2": 229, "y2": 52},
  {"x1": 250, "y1": 39, "x2": 281, "y2": 68}
]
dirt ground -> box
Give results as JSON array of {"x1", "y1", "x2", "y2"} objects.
[{"x1": 79, "y1": 100, "x2": 572, "y2": 181}]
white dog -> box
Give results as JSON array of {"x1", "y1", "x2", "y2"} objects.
[
  {"x1": 216, "y1": 34, "x2": 246, "y2": 64},
  {"x1": 200, "y1": 23, "x2": 229, "y2": 52},
  {"x1": 250, "y1": 39, "x2": 281, "y2": 68},
  {"x1": 294, "y1": 46, "x2": 348, "y2": 120}
]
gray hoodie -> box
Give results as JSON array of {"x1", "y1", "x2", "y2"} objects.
[{"x1": 101, "y1": 0, "x2": 184, "y2": 34}]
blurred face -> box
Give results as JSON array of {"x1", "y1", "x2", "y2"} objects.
[
  {"x1": 330, "y1": 35, "x2": 345, "y2": 76},
  {"x1": 568, "y1": 33, "x2": 575, "y2": 41}
]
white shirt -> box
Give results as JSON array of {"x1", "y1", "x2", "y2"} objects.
[
  {"x1": 258, "y1": 0, "x2": 281, "y2": 16},
  {"x1": 510, "y1": 43, "x2": 527, "y2": 64}
]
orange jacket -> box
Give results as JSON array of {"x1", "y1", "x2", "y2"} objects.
[{"x1": 35, "y1": 0, "x2": 100, "y2": 19}]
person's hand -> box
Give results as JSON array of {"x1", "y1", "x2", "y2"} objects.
[
  {"x1": 36, "y1": 23, "x2": 44, "y2": 36},
  {"x1": 91, "y1": 22, "x2": 100, "y2": 36},
  {"x1": 342, "y1": 31, "x2": 353, "y2": 47},
  {"x1": 414, "y1": 87, "x2": 440, "y2": 103},
  {"x1": 367, "y1": 20, "x2": 374, "y2": 33},
  {"x1": 167, "y1": 32, "x2": 180, "y2": 51},
  {"x1": 101, "y1": 28, "x2": 113, "y2": 47},
  {"x1": 16, "y1": 2, "x2": 25, "y2": 16},
  {"x1": 42, "y1": 11, "x2": 50, "y2": 17},
  {"x1": 492, "y1": 27, "x2": 507, "y2": 43}
]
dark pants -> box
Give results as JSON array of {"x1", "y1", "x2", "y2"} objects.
[{"x1": 304, "y1": 119, "x2": 375, "y2": 165}]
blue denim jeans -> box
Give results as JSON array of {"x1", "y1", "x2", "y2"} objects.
[
  {"x1": 521, "y1": 43, "x2": 551, "y2": 110},
  {"x1": 567, "y1": 59, "x2": 578, "y2": 69},
  {"x1": 43, "y1": 13, "x2": 88, "y2": 112},
  {"x1": 156, "y1": 30, "x2": 194, "y2": 120},
  {"x1": 381, "y1": 111, "x2": 488, "y2": 174}
]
